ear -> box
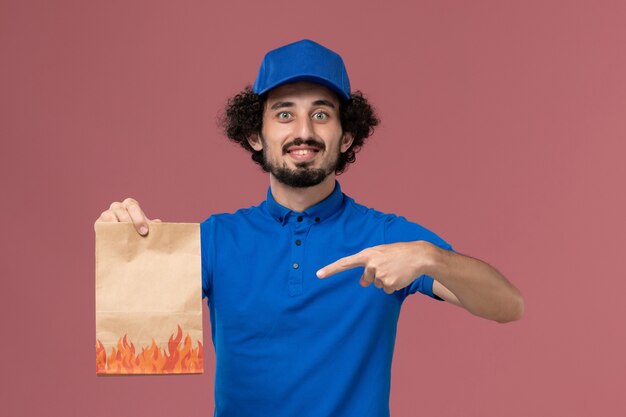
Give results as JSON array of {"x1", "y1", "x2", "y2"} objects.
[
  {"x1": 247, "y1": 133, "x2": 263, "y2": 151},
  {"x1": 340, "y1": 132, "x2": 354, "y2": 153}
]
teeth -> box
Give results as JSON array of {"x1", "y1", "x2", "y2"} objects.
[{"x1": 292, "y1": 149, "x2": 313, "y2": 155}]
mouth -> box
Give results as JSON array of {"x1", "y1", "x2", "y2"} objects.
[{"x1": 285, "y1": 145, "x2": 321, "y2": 162}]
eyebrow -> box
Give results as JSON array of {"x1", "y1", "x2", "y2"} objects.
[{"x1": 270, "y1": 99, "x2": 337, "y2": 110}]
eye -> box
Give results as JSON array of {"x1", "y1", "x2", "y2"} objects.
[
  {"x1": 313, "y1": 112, "x2": 329, "y2": 121},
  {"x1": 277, "y1": 111, "x2": 292, "y2": 120}
]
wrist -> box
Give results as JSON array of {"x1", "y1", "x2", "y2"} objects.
[{"x1": 421, "y1": 241, "x2": 448, "y2": 280}]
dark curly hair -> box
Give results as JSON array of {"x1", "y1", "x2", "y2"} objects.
[{"x1": 219, "y1": 85, "x2": 379, "y2": 175}]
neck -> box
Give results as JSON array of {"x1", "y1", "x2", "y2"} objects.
[{"x1": 269, "y1": 174, "x2": 336, "y2": 212}]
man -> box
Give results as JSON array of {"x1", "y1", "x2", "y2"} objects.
[{"x1": 95, "y1": 39, "x2": 523, "y2": 417}]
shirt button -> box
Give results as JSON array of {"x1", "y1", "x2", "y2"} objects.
[
  {"x1": 295, "y1": 240, "x2": 301, "y2": 246},
  {"x1": 297, "y1": 216, "x2": 303, "y2": 222},
  {"x1": 315, "y1": 217, "x2": 320, "y2": 222},
  {"x1": 293, "y1": 263, "x2": 299, "y2": 269}
]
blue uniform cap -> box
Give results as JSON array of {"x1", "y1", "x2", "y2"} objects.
[{"x1": 252, "y1": 39, "x2": 351, "y2": 101}]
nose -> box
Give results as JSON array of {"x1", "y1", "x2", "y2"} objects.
[{"x1": 295, "y1": 113, "x2": 314, "y2": 139}]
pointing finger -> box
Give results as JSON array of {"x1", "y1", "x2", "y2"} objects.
[{"x1": 316, "y1": 251, "x2": 368, "y2": 279}]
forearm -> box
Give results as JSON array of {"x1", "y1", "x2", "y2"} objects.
[{"x1": 426, "y1": 245, "x2": 524, "y2": 323}]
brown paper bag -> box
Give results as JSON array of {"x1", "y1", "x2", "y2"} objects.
[{"x1": 95, "y1": 222, "x2": 203, "y2": 375}]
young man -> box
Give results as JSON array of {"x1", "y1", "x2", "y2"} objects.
[{"x1": 96, "y1": 39, "x2": 523, "y2": 417}]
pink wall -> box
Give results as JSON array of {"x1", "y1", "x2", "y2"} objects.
[{"x1": 2, "y1": 0, "x2": 624, "y2": 415}]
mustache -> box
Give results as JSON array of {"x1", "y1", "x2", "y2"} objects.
[{"x1": 282, "y1": 138, "x2": 325, "y2": 153}]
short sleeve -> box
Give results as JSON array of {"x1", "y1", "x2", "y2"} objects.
[
  {"x1": 383, "y1": 214, "x2": 455, "y2": 301},
  {"x1": 200, "y1": 216, "x2": 216, "y2": 300}
]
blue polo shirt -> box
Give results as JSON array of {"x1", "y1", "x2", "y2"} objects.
[{"x1": 201, "y1": 180, "x2": 454, "y2": 417}]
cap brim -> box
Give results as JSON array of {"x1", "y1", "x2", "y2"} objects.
[{"x1": 255, "y1": 74, "x2": 350, "y2": 101}]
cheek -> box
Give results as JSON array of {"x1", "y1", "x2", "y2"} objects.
[
  {"x1": 259, "y1": 138, "x2": 283, "y2": 160},
  {"x1": 262, "y1": 122, "x2": 291, "y2": 142},
  {"x1": 318, "y1": 124, "x2": 343, "y2": 141},
  {"x1": 334, "y1": 131, "x2": 349, "y2": 152}
]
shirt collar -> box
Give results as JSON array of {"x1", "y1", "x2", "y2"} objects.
[{"x1": 265, "y1": 180, "x2": 345, "y2": 225}]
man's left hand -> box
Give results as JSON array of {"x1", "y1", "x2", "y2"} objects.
[{"x1": 316, "y1": 241, "x2": 437, "y2": 294}]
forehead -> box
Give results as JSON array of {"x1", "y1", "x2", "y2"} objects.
[{"x1": 265, "y1": 81, "x2": 339, "y2": 106}]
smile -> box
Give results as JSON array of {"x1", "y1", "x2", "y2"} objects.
[
  {"x1": 288, "y1": 148, "x2": 319, "y2": 161},
  {"x1": 291, "y1": 149, "x2": 317, "y2": 156}
]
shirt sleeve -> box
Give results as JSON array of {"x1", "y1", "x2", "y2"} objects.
[
  {"x1": 200, "y1": 216, "x2": 216, "y2": 300},
  {"x1": 383, "y1": 214, "x2": 455, "y2": 302}
]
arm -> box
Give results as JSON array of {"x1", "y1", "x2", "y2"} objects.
[
  {"x1": 429, "y1": 246, "x2": 524, "y2": 323},
  {"x1": 317, "y1": 241, "x2": 524, "y2": 324}
]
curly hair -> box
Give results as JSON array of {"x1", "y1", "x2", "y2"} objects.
[{"x1": 219, "y1": 85, "x2": 379, "y2": 175}]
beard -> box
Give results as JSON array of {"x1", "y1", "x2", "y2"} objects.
[{"x1": 260, "y1": 136, "x2": 341, "y2": 188}]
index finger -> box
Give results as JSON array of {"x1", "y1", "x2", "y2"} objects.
[
  {"x1": 316, "y1": 251, "x2": 368, "y2": 279},
  {"x1": 122, "y1": 198, "x2": 150, "y2": 236}
]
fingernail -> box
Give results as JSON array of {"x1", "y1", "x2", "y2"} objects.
[
  {"x1": 139, "y1": 226, "x2": 148, "y2": 235},
  {"x1": 316, "y1": 270, "x2": 324, "y2": 278}
]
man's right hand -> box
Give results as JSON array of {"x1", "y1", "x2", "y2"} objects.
[{"x1": 94, "y1": 197, "x2": 161, "y2": 236}]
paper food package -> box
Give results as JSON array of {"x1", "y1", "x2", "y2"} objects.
[{"x1": 95, "y1": 222, "x2": 203, "y2": 375}]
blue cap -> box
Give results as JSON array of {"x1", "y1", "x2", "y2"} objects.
[{"x1": 252, "y1": 39, "x2": 351, "y2": 101}]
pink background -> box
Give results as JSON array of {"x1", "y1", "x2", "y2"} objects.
[{"x1": 2, "y1": 0, "x2": 625, "y2": 415}]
